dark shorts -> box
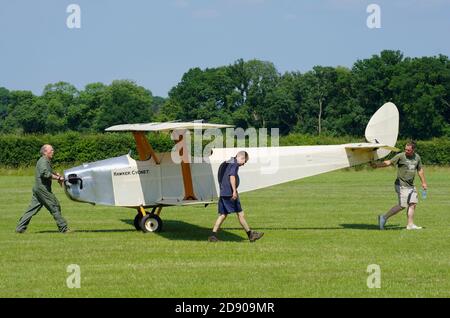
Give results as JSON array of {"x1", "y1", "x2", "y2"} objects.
[{"x1": 218, "y1": 196, "x2": 242, "y2": 215}]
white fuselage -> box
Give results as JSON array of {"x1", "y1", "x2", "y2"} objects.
[{"x1": 64, "y1": 144, "x2": 376, "y2": 208}]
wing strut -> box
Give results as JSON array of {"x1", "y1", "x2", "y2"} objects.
[
  {"x1": 132, "y1": 132, "x2": 160, "y2": 164},
  {"x1": 175, "y1": 132, "x2": 197, "y2": 201}
]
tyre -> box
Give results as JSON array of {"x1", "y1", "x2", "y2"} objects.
[
  {"x1": 140, "y1": 214, "x2": 163, "y2": 233},
  {"x1": 133, "y1": 214, "x2": 142, "y2": 231}
]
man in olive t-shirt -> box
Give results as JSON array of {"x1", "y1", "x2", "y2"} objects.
[
  {"x1": 16, "y1": 144, "x2": 70, "y2": 233},
  {"x1": 371, "y1": 142, "x2": 428, "y2": 230}
]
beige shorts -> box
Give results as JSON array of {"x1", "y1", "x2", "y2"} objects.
[{"x1": 395, "y1": 184, "x2": 418, "y2": 208}]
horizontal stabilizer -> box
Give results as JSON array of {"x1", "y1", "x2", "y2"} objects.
[
  {"x1": 344, "y1": 143, "x2": 400, "y2": 152},
  {"x1": 106, "y1": 122, "x2": 233, "y2": 132}
]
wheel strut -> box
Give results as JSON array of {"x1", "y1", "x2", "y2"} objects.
[{"x1": 135, "y1": 206, "x2": 163, "y2": 233}]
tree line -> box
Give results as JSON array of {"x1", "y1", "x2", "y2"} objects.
[{"x1": 1, "y1": 50, "x2": 449, "y2": 139}]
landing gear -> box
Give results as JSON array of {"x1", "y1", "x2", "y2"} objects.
[
  {"x1": 140, "y1": 214, "x2": 163, "y2": 233},
  {"x1": 133, "y1": 214, "x2": 142, "y2": 231},
  {"x1": 134, "y1": 206, "x2": 163, "y2": 233}
]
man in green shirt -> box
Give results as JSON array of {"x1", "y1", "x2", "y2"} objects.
[
  {"x1": 372, "y1": 142, "x2": 427, "y2": 230},
  {"x1": 16, "y1": 144, "x2": 70, "y2": 233}
]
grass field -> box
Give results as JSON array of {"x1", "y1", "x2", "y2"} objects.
[{"x1": 0, "y1": 167, "x2": 449, "y2": 298}]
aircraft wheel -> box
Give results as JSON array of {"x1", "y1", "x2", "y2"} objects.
[
  {"x1": 133, "y1": 214, "x2": 142, "y2": 231},
  {"x1": 140, "y1": 214, "x2": 163, "y2": 233}
]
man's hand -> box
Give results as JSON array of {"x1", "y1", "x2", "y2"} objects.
[
  {"x1": 422, "y1": 182, "x2": 428, "y2": 191},
  {"x1": 371, "y1": 160, "x2": 391, "y2": 169},
  {"x1": 230, "y1": 175, "x2": 238, "y2": 200},
  {"x1": 57, "y1": 175, "x2": 64, "y2": 187}
]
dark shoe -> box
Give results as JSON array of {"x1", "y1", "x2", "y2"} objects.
[
  {"x1": 249, "y1": 231, "x2": 264, "y2": 242},
  {"x1": 15, "y1": 229, "x2": 25, "y2": 234},
  {"x1": 208, "y1": 235, "x2": 219, "y2": 242}
]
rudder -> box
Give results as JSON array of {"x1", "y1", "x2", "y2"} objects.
[{"x1": 365, "y1": 102, "x2": 399, "y2": 159}]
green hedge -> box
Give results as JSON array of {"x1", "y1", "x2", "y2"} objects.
[
  {"x1": 394, "y1": 138, "x2": 450, "y2": 165},
  {"x1": 1, "y1": 132, "x2": 449, "y2": 167},
  {"x1": 0, "y1": 132, "x2": 174, "y2": 167}
]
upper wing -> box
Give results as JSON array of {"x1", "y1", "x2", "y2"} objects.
[
  {"x1": 105, "y1": 122, "x2": 233, "y2": 132},
  {"x1": 105, "y1": 121, "x2": 234, "y2": 163}
]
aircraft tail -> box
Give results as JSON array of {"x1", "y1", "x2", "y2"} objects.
[{"x1": 365, "y1": 102, "x2": 399, "y2": 159}]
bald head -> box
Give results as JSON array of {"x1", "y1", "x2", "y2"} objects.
[{"x1": 40, "y1": 144, "x2": 54, "y2": 159}]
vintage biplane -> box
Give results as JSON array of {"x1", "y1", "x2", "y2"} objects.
[{"x1": 63, "y1": 102, "x2": 400, "y2": 233}]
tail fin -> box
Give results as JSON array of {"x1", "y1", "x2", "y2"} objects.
[{"x1": 365, "y1": 102, "x2": 399, "y2": 159}]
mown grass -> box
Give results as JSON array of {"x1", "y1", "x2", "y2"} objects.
[{"x1": 0, "y1": 167, "x2": 449, "y2": 297}]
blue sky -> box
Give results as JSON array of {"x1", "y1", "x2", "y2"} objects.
[{"x1": 1, "y1": 0, "x2": 449, "y2": 97}]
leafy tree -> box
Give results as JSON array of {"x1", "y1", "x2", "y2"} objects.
[
  {"x1": 165, "y1": 59, "x2": 282, "y2": 129},
  {"x1": 73, "y1": 82, "x2": 107, "y2": 131},
  {"x1": 41, "y1": 82, "x2": 79, "y2": 133},
  {"x1": 390, "y1": 55, "x2": 450, "y2": 138},
  {"x1": 151, "y1": 96, "x2": 166, "y2": 115},
  {"x1": 0, "y1": 87, "x2": 10, "y2": 123},
  {"x1": 2, "y1": 90, "x2": 40, "y2": 133},
  {"x1": 0, "y1": 87, "x2": 9, "y2": 106},
  {"x1": 296, "y1": 66, "x2": 338, "y2": 135},
  {"x1": 263, "y1": 73, "x2": 299, "y2": 134},
  {"x1": 352, "y1": 50, "x2": 404, "y2": 119},
  {"x1": 242, "y1": 60, "x2": 280, "y2": 128},
  {"x1": 1, "y1": 51, "x2": 449, "y2": 140},
  {"x1": 165, "y1": 66, "x2": 235, "y2": 124},
  {"x1": 323, "y1": 67, "x2": 365, "y2": 136},
  {"x1": 93, "y1": 80, "x2": 154, "y2": 131},
  {"x1": 15, "y1": 97, "x2": 47, "y2": 133}
]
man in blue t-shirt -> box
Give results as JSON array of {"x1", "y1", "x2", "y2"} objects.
[{"x1": 208, "y1": 151, "x2": 264, "y2": 242}]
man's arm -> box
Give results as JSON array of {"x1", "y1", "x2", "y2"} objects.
[
  {"x1": 39, "y1": 159, "x2": 63, "y2": 186},
  {"x1": 39, "y1": 161, "x2": 53, "y2": 179},
  {"x1": 51, "y1": 173, "x2": 64, "y2": 186},
  {"x1": 372, "y1": 153, "x2": 401, "y2": 169},
  {"x1": 230, "y1": 175, "x2": 238, "y2": 200},
  {"x1": 371, "y1": 160, "x2": 392, "y2": 168},
  {"x1": 418, "y1": 168, "x2": 427, "y2": 190}
]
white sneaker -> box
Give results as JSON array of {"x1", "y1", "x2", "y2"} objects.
[
  {"x1": 378, "y1": 215, "x2": 386, "y2": 230},
  {"x1": 406, "y1": 224, "x2": 423, "y2": 230}
]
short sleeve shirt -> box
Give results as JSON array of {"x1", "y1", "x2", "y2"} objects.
[
  {"x1": 219, "y1": 157, "x2": 240, "y2": 197},
  {"x1": 390, "y1": 152, "x2": 422, "y2": 187}
]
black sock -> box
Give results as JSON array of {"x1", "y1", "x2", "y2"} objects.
[
  {"x1": 246, "y1": 230, "x2": 252, "y2": 237},
  {"x1": 212, "y1": 231, "x2": 218, "y2": 237}
]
